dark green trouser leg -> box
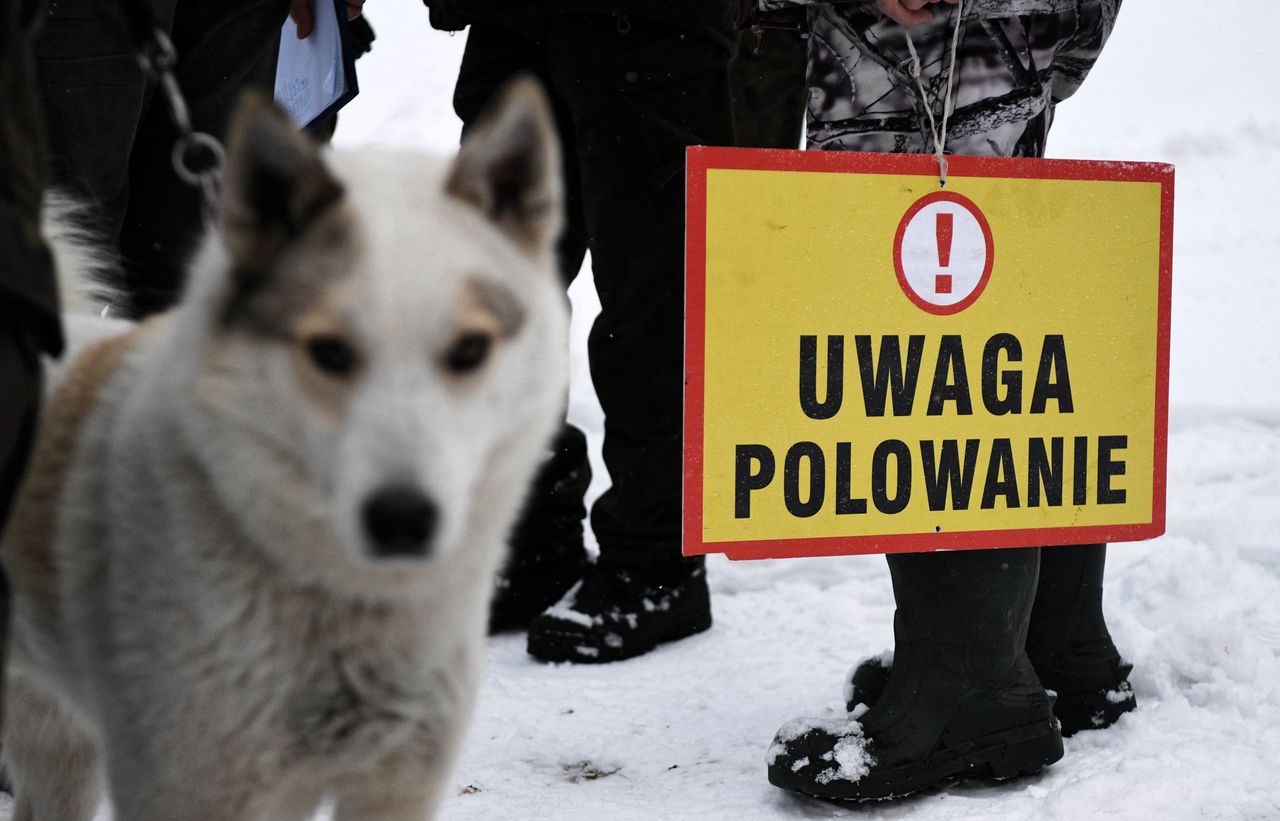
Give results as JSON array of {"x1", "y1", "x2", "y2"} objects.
[
  {"x1": 0, "y1": 322, "x2": 43, "y2": 742},
  {"x1": 453, "y1": 23, "x2": 593, "y2": 630},
  {"x1": 543, "y1": 15, "x2": 739, "y2": 568},
  {"x1": 2, "y1": 0, "x2": 61, "y2": 761},
  {"x1": 731, "y1": 27, "x2": 806, "y2": 150},
  {"x1": 37, "y1": 0, "x2": 290, "y2": 318},
  {"x1": 455, "y1": 15, "x2": 804, "y2": 579}
]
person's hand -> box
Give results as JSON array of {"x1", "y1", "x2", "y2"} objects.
[
  {"x1": 875, "y1": 0, "x2": 959, "y2": 29},
  {"x1": 290, "y1": 0, "x2": 368, "y2": 39}
]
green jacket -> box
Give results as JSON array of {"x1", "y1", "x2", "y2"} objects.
[{"x1": 0, "y1": 0, "x2": 61, "y2": 355}]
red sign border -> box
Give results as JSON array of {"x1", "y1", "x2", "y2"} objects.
[
  {"x1": 893, "y1": 190, "x2": 995, "y2": 316},
  {"x1": 683, "y1": 147, "x2": 1174, "y2": 561}
]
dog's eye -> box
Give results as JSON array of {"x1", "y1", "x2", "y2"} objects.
[
  {"x1": 444, "y1": 332, "x2": 492, "y2": 374},
  {"x1": 307, "y1": 335, "x2": 359, "y2": 377}
]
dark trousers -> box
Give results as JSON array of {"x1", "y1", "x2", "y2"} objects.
[
  {"x1": 1, "y1": 0, "x2": 58, "y2": 740},
  {"x1": 0, "y1": 320, "x2": 42, "y2": 735},
  {"x1": 36, "y1": 0, "x2": 290, "y2": 317},
  {"x1": 455, "y1": 18, "x2": 804, "y2": 569}
]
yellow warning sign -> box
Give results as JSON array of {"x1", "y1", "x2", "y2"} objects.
[{"x1": 684, "y1": 148, "x2": 1173, "y2": 560}]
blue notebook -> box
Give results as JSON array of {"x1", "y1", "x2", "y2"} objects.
[{"x1": 274, "y1": 0, "x2": 360, "y2": 132}]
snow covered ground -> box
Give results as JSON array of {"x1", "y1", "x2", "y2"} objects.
[{"x1": 7, "y1": 1, "x2": 1277, "y2": 819}]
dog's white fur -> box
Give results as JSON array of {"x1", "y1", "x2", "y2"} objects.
[{"x1": 2, "y1": 79, "x2": 567, "y2": 820}]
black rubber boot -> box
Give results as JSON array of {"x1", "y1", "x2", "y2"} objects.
[
  {"x1": 1027, "y1": 544, "x2": 1136, "y2": 736},
  {"x1": 526, "y1": 557, "x2": 711, "y2": 663},
  {"x1": 843, "y1": 652, "x2": 893, "y2": 715},
  {"x1": 489, "y1": 427, "x2": 591, "y2": 634},
  {"x1": 845, "y1": 545, "x2": 1136, "y2": 737},
  {"x1": 770, "y1": 548, "x2": 1062, "y2": 803}
]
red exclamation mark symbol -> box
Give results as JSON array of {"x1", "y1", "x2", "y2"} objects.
[{"x1": 935, "y1": 212, "x2": 954, "y2": 294}]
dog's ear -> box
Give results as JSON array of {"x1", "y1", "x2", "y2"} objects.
[
  {"x1": 220, "y1": 91, "x2": 345, "y2": 276},
  {"x1": 445, "y1": 76, "x2": 562, "y2": 259}
]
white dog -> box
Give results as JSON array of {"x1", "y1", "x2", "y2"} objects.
[{"x1": 1, "y1": 77, "x2": 567, "y2": 820}]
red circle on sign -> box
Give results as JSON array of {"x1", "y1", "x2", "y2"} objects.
[{"x1": 892, "y1": 191, "x2": 995, "y2": 316}]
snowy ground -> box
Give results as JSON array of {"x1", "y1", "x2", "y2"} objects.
[
  {"x1": 8, "y1": 1, "x2": 1278, "y2": 819},
  {"x1": 336, "y1": 4, "x2": 1280, "y2": 817}
]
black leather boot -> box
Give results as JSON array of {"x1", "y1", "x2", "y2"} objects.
[
  {"x1": 770, "y1": 548, "x2": 1062, "y2": 802},
  {"x1": 526, "y1": 556, "x2": 711, "y2": 663}
]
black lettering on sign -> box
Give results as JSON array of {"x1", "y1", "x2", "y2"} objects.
[
  {"x1": 1030, "y1": 335, "x2": 1074, "y2": 414},
  {"x1": 1073, "y1": 436, "x2": 1089, "y2": 506},
  {"x1": 981, "y1": 438, "x2": 1021, "y2": 509},
  {"x1": 1097, "y1": 435, "x2": 1128, "y2": 505},
  {"x1": 1027, "y1": 436, "x2": 1064, "y2": 507},
  {"x1": 799, "y1": 335, "x2": 843, "y2": 420},
  {"x1": 784, "y1": 442, "x2": 825, "y2": 518},
  {"x1": 734, "y1": 444, "x2": 774, "y2": 519},
  {"x1": 927, "y1": 336, "x2": 974, "y2": 416},
  {"x1": 982, "y1": 333, "x2": 1023, "y2": 416},
  {"x1": 855, "y1": 335, "x2": 924, "y2": 417},
  {"x1": 872, "y1": 439, "x2": 912, "y2": 514},
  {"x1": 835, "y1": 442, "x2": 868, "y2": 515},
  {"x1": 920, "y1": 439, "x2": 979, "y2": 511}
]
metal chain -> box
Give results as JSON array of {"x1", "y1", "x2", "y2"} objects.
[{"x1": 120, "y1": 0, "x2": 226, "y2": 222}]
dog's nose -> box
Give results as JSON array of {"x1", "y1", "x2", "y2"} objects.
[{"x1": 362, "y1": 486, "x2": 438, "y2": 558}]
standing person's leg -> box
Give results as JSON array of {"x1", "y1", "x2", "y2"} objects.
[
  {"x1": 770, "y1": 4, "x2": 1126, "y2": 801},
  {"x1": 731, "y1": 24, "x2": 806, "y2": 150},
  {"x1": 120, "y1": 0, "x2": 290, "y2": 317},
  {"x1": 524, "y1": 14, "x2": 739, "y2": 663},
  {"x1": 35, "y1": 0, "x2": 179, "y2": 245},
  {"x1": 3, "y1": 0, "x2": 64, "y2": 756},
  {"x1": 452, "y1": 21, "x2": 593, "y2": 632},
  {"x1": 0, "y1": 314, "x2": 43, "y2": 752}
]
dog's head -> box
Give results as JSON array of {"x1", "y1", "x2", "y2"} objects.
[{"x1": 184, "y1": 79, "x2": 569, "y2": 590}]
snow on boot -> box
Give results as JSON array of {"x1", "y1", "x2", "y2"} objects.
[
  {"x1": 769, "y1": 548, "x2": 1062, "y2": 803},
  {"x1": 489, "y1": 427, "x2": 591, "y2": 633},
  {"x1": 1027, "y1": 544, "x2": 1136, "y2": 736},
  {"x1": 526, "y1": 558, "x2": 711, "y2": 663}
]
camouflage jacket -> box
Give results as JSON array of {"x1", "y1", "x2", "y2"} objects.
[{"x1": 759, "y1": 0, "x2": 1121, "y2": 156}]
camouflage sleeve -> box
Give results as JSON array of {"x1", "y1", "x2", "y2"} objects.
[{"x1": 1045, "y1": 0, "x2": 1121, "y2": 105}]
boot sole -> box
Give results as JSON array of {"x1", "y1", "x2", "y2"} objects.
[
  {"x1": 527, "y1": 608, "x2": 713, "y2": 664},
  {"x1": 769, "y1": 718, "x2": 1064, "y2": 803}
]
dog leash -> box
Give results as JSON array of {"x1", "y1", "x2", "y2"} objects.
[
  {"x1": 104, "y1": 0, "x2": 228, "y2": 318},
  {"x1": 116, "y1": 0, "x2": 225, "y2": 223}
]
